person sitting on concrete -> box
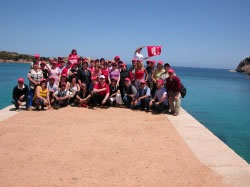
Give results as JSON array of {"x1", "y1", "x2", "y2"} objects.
[
  {"x1": 122, "y1": 78, "x2": 137, "y2": 108},
  {"x1": 109, "y1": 79, "x2": 123, "y2": 106},
  {"x1": 12, "y1": 77, "x2": 29, "y2": 110},
  {"x1": 132, "y1": 79, "x2": 151, "y2": 111},
  {"x1": 149, "y1": 79, "x2": 168, "y2": 113},
  {"x1": 76, "y1": 82, "x2": 91, "y2": 107},
  {"x1": 53, "y1": 83, "x2": 71, "y2": 109},
  {"x1": 34, "y1": 79, "x2": 50, "y2": 110},
  {"x1": 91, "y1": 75, "x2": 110, "y2": 108},
  {"x1": 165, "y1": 68, "x2": 182, "y2": 116}
]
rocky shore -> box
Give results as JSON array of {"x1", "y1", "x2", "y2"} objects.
[{"x1": 236, "y1": 56, "x2": 250, "y2": 74}]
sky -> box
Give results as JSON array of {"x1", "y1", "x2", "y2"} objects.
[{"x1": 1, "y1": 0, "x2": 250, "y2": 69}]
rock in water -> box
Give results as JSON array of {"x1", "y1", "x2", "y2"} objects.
[{"x1": 236, "y1": 56, "x2": 250, "y2": 73}]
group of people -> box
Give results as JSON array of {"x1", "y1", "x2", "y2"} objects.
[{"x1": 12, "y1": 49, "x2": 182, "y2": 116}]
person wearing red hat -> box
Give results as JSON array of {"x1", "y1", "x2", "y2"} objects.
[
  {"x1": 165, "y1": 68, "x2": 182, "y2": 116},
  {"x1": 119, "y1": 63, "x2": 131, "y2": 98},
  {"x1": 151, "y1": 61, "x2": 165, "y2": 97},
  {"x1": 12, "y1": 78, "x2": 29, "y2": 110},
  {"x1": 53, "y1": 82, "x2": 71, "y2": 109},
  {"x1": 91, "y1": 75, "x2": 110, "y2": 108},
  {"x1": 146, "y1": 60, "x2": 155, "y2": 91},
  {"x1": 68, "y1": 49, "x2": 79, "y2": 65},
  {"x1": 132, "y1": 79, "x2": 151, "y2": 111},
  {"x1": 123, "y1": 78, "x2": 137, "y2": 108},
  {"x1": 30, "y1": 53, "x2": 42, "y2": 69},
  {"x1": 114, "y1": 56, "x2": 120, "y2": 63},
  {"x1": 108, "y1": 62, "x2": 120, "y2": 86},
  {"x1": 149, "y1": 79, "x2": 168, "y2": 113},
  {"x1": 34, "y1": 79, "x2": 50, "y2": 110},
  {"x1": 27, "y1": 61, "x2": 44, "y2": 110}
]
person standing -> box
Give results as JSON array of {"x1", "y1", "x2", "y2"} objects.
[
  {"x1": 27, "y1": 61, "x2": 43, "y2": 110},
  {"x1": 12, "y1": 78, "x2": 29, "y2": 110},
  {"x1": 165, "y1": 68, "x2": 182, "y2": 116}
]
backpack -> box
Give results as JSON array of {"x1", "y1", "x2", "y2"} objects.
[{"x1": 180, "y1": 83, "x2": 187, "y2": 98}]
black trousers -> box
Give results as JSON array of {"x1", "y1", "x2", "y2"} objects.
[{"x1": 91, "y1": 93, "x2": 110, "y2": 107}]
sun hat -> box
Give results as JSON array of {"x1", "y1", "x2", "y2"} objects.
[
  {"x1": 18, "y1": 77, "x2": 24, "y2": 83},
  {"x1": 99, "y1": 75, "x2": 105, "y2": 79},
  {"x1": 168, "y1": 68, "x2": 175, "y2": 74}
]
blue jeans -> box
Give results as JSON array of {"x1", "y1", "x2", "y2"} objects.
[
  {"x1": 27, "y1": 88, "x2": 35, "y2": 108},
  {"x1": 123, "y1": 95, "x2": 133, "y2": 108},
  {"x1": 135, "y1": 98, "x2": 150, "y2": 110}
]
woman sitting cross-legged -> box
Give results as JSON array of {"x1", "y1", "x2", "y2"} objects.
[
  {"x1": 34, "y1": 79, "x2": 51, "y2": 110},
  {"x1": 109, "y1": 78, "x2": 123, "y2": 106},
  {"x1": 76, "y1": 83, "x2": 91, "y2": 107}
]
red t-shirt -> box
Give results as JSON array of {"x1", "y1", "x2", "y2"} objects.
[
  {"x1": 94, "y1": 82, "x2": 110, "y2": 96},
  {"x1": 101, "y1": 68, "x2": 109, "y2": 79},
  {"x1": 68, "y1": 54, "x2": 78, "y2": 64},
  {"x1": 61, "y1": 67, "x2": 70, "y2": 76}
]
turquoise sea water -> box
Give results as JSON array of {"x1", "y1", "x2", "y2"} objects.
[{"x1": 0, "y1": 63, "x2": 249, "y2": 162}]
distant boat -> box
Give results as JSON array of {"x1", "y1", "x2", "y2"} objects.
[{"x1": 229, "y1": 69, "x2": 236, "y2": 72}]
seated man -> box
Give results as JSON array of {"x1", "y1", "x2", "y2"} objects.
[
  {"x1": 122, "y1": 78, "x2": 137, "y2": 108},
  {"x1": 149, "y1": 79, "x2": 168, "y2": 113},
  {"x1": 53, "y1": 83, "x2": 71, "y2": 109},
  {"x1": 12, "y1": 77, "x2": 29, "y2": 110},
  {"x1": 91, "y1": 75, "x2": 110, "y2": 108},
  {"x1": 132, "y1": 79, "x2": 151, "y2": 111},
  {"x1": 76, "y1": 83, "x2": 91, "y2": 107}
]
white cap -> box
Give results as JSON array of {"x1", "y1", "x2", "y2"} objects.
[{"x1": 99, "y1": 75, "x2": 105, "y2": 79}]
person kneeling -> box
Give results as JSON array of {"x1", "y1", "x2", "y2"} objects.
[
  {"x1": 12, "y1": 77, "x2": 29, "y2": 110},
  {"x1": 53, "y1": 83, "x2": 71, "y2": 109},
  {"x1": 132, "y1": 80, "x2": 151, "y2": 111},
  {"x1": 34, "y1": 79, "x2": 51, "y2": 110},
  {"x1": 91, "y1": 75, "x2": 110, "y2": 108},
  {"x1": 149, "y1": 79, "x2": 168, "y2": 113},
  {"x1": 109, "y1": 79, "x2": 123, "y2": 106},
  {"x1": 76, "y1": 83, "x2": 91, "y2": 107}
]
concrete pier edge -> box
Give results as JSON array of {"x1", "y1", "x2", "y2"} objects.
[{"x1": 167, "y1": 108, "x2": 250, "y2": 186}]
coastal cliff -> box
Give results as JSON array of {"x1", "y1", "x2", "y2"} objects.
[
  {"x1": 0, "y1": 51, "x2": 49, "y2": 63},
  {"x1": 236, "y1": 56, "x2": 250, "y2": 74}
]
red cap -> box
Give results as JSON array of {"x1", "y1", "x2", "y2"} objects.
[
  {"x1": 140, "y1": 79, "x2": 146, "y2": 84},
  {"x1": 61, "y1": 73, "x2": 67, "y2": 77},
  {"x1": 124, "y1": 78, "x2": 130, "y2": 82},
  {"x1": 34, "y1": 54, "x2": 40, "y2": 59},
  {"x1": 51, "y1": 60, "x2": 57, "y2": 64},
  {"x1": 112, "y1": 62, "x2": 118, "y2": 66},
  {"x1": 148, "y1": 60, "x2": 156, "y2": 64},
  {"x1": 49, "y1": 76, "x2": 55, "y2": 80},
  {"x1": 132, "y1": 58, "x2": 137, "y2": 62},
  {"x1": 157, "y1": 79, "x2": 164, "y2": 85},
  {"x1": 40, "y1": 78, "x2": 47, "y2": 83},
  {"x1": 168, "y1": 68, "x2": 175, "y2": 74},
  {"x1": 122, "y1": 63, "x2": 127, "y2": 67},
  {"x1": 114, "y1": 56, "x2": 120, "y2": 60},
  {"x1": 40, "y1": 61, "x2": 46, "y2": 65},
  {"x1": 157, "y1": 61, "x2": 163, "y2": 65},
  {"x1": 18, "y1": 77, "x2": 24, "y2": 83}
]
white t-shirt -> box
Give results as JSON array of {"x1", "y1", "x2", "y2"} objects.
[
  {"x1": 27, "y1": 69, "x2": 43, "y2": 89},
  {"x1": 134, "y1": 52, "x2": 144, "y2": 61},
  {"x1": 47, "y1": 82, "x2": 58, "y2": 93}
]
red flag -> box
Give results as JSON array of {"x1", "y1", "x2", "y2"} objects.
[{"x1": 147, "y1": 46, "x2": 162, "y2": 57}]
